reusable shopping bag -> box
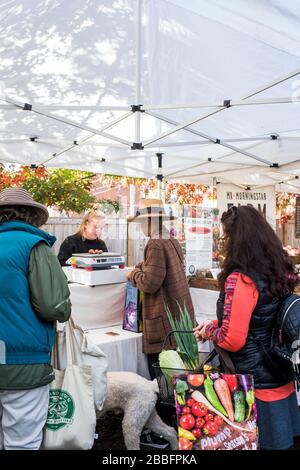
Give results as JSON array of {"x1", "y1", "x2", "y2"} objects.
[
  {"x1": 174, "y1": 371, "x2": 258, "y2": 450},
  {"x1": 42, "y1": 319, "x2": 106, "y2": 449},
  {"x1": 54, "y1": 318, "x2": 108, "y2": 411},
  {"x1": 122, "y1": 283, "x2": 143, "y2": 333}
]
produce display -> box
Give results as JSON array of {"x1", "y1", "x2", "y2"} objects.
[{"x1": 175, "y1": 372, "x2": 258, "y2": 451}]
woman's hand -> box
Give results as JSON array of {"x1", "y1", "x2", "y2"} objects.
[
  {"x1": 193, "y1": 321, "x2": 213, "y2": 342},
  {"x1": 88, "y1": 249, "x2": 103, "y2": 254}
]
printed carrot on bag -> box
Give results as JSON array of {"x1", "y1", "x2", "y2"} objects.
[{"x1": 214, "y1": 378, "x2": 234, "y2": 422}]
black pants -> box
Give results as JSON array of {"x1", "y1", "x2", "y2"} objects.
[
  {"x1": 147, "y1": 353, "x2": 159, "y2": 380},
  {"x1": 147, "y1": 353, "x2": 176, "y2": 428}
]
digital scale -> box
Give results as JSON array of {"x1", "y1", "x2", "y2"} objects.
[{"x1": 70, "y1": 252, "x2": 125, "y2": 270}]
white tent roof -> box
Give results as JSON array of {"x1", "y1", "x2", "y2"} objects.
[{"x1": 1, "y1": 0, "x2": 300, "y2": 191}]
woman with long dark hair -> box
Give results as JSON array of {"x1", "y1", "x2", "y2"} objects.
[{"x1": 194, "y1": 205, "x2": 300, "y2": 450}]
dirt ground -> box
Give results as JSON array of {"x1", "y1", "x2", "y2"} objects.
[
  {"x1": 93, "y1": 411, "x2": 126, "y2": 450},
  {"x1": 93, "y1": 403, "x2": 176, "y2": 450},
  {"x1": 93, "y1": 410, "x2": 300, "y2": 451}
]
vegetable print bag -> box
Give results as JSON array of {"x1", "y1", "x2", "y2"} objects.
[{"x1": 174, "y1": 372, "x2": 258, "y2": 450}]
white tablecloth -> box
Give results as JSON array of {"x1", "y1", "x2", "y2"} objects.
[
  {"x1": 85, "y1": 325, "x2": 150, "y2": 379},
  {"x1": 68, "y1": 282, "x2": 127, "y2": 329}
]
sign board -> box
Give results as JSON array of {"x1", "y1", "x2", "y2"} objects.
[
  {"x1": 295, "y1": 197, "x2": 300, "y2": 238},
  {"x1": 217, "y1": 183, "x2": 276, "y2": 229},
  {"x1": 184, "y1": 212, "x2": 213, "y2": 274}
]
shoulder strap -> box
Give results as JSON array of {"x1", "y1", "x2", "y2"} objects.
[
  {"x1": 278, "y1": 296, "x2": 300, "y2": 342},
  {"x1": 249, "y1": 330, "x2": 292, "y2": 381},
  {"x1": 213, "y1": 342, "x2": 236, "y2": 374}
]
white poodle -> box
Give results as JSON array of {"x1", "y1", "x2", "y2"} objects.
[{"x1": 97, "y1": 371, "x2": 178, "y2": 450}]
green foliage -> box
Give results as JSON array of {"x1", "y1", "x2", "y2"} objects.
[
  {"x1": 22, "y1": 168, "x2": 97, "y2": 214},
  {"x1": 97, "y1": 198, "x2": 120, "y2": 214}
]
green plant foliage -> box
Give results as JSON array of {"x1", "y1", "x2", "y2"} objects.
[
  {"x1": 97, "y1": 198, "x2": 120, "y2": 214},
  {"x1": 21, "y1": 168, "x2": 96, "y2": 214}
]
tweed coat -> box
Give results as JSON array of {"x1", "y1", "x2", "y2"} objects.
[{"x1": 129, "y1": 232, "x2": 195, "y2": 354}]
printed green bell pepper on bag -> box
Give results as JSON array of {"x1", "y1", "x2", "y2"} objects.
[{"x1": 204, "y1": 376, "x2": 228, "y2": 417}]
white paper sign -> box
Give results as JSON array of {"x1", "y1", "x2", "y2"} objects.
[
  {"x1": 184, "y1": 210, "x2": 213, "y2": 273},
  {"x1": 217, "y1": 183, "x2": 276, "y2": 228}
]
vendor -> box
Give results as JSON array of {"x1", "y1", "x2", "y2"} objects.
[{"x1": 58, "y1": 210, "x2": 108, "y2": 266}]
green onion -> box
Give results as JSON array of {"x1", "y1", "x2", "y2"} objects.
[{"x1": 165, "y1": 301, "x2": 199, "y2": 370}]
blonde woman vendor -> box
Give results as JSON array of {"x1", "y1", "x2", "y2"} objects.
[{"x1": 58, "y1": 210, "x2": 108, "y2": 266}]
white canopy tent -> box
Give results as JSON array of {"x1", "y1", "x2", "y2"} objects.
[{"x1": 1, "y1": 0, "x2": 300, "y2": 192}]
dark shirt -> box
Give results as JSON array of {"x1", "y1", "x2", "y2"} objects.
[{"x1": 57, "y1": 232, "x2": 108, "y2": 266}]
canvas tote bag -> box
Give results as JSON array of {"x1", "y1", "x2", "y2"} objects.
[
  {"x1": 42, "y1": 320, "x2": 97, "y2": 450},
  {"x1": 55, "y1": 318, "x2": 108, "y2": 411}
]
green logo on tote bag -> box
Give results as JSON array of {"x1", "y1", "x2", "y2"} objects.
[{"x1": 46, "y1": 389, "x2": 75, "y2": 431}]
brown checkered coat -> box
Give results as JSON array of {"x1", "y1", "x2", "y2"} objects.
[{"x1": 129, "y1": 234, "x2": 195, "y2": 354}]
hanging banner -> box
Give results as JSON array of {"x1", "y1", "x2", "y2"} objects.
[{"x1": 217, "y1": 184, "x2": 276, "y2": 229}]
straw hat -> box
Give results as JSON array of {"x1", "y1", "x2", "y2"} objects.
[
  {"x1": 127, "y1": 198, "x2": 176, "y2": 222},
  {"x1": 0, "y1": 188, "x2": 49, "y2": 226}
]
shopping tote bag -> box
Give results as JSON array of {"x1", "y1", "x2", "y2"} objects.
[
  {"x1": 55, "y1": 318, "x2": 108, "y2": 411},
  {"x1": 174, "y1": 371, "x2": 258, "y2": 450},
  {"x1": 42, "y1": 320, "x2": 97, "y2": 450},
  {"x1": 123, "y1": 283, "x2": 142, "y2": 333}
]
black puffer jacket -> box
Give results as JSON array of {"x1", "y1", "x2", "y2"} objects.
[{"x1": 217, "y1": 272, "x2": 294, "y2": 389}]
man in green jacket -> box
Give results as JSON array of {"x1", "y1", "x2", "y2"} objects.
[{"x1": 0, "y1": 188, "x2": 71, "y2": 450}]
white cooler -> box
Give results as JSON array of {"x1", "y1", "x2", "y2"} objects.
[{"x1": 62, "y1": 266, "x2": 132, "y2": 286}]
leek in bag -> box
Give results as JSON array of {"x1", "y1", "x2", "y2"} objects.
[{"x1": 166, "y1": 302, "x2": 199, "y2": 370}]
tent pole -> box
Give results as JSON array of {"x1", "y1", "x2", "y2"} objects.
[
  {"x1": 143, "y1": 96, "x2": 300, "y2": 111},
  {"x1": 2, "y1": 97, "x2": 132, "y2": 147},
  {"x1": 147, "y1": 136, "x2": 272, "y2": 147},
  {"x1": 145, "y1": 111, "x2": 272, "y2": 166},
  {"x1": 41, "y1": 111, "x2": 133, "y2": 165},
  {"x1": 156, "y1": 153, "x2": 164, "y2": 200},
  {"x1": 135, "y1": 0, "x2": 142, "y2": 144},
  {"x1": 143, "y1": 67, "x2": 300, "y2": 145}
]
